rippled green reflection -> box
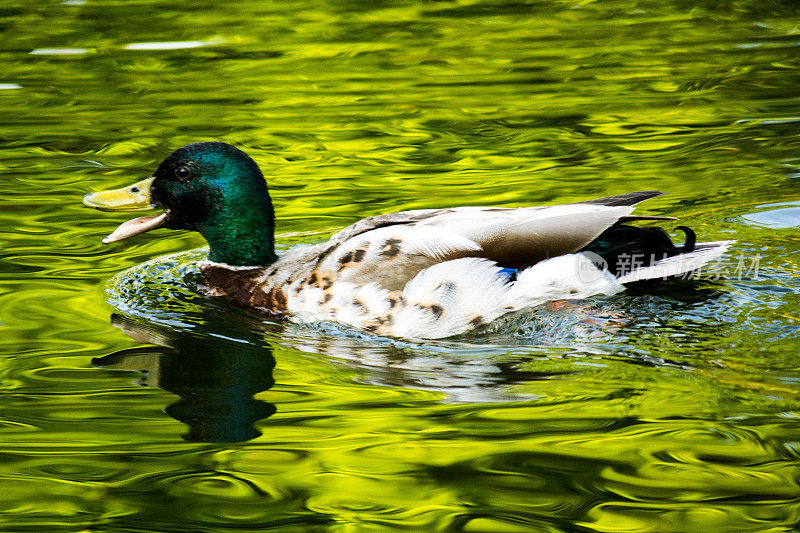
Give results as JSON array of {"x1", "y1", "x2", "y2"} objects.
[
  {"x1": 2, "y1": 0, "x2": 800, "y2": 531},
  {"x1": 94, "y1": 314, "x2": 277, "y2": 442}
]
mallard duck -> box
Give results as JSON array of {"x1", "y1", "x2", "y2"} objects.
[{"x1": 84, "y1": 142, "x2": 733, "y2": 339}]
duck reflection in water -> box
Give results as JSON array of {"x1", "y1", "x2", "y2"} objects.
[{"x1": 93, "y1": 313, "x2": 276, "y2": 443}]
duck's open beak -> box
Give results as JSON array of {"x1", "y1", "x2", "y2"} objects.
[{"x1": 82, "y1": 176, "x2": 168, "y2": 244}]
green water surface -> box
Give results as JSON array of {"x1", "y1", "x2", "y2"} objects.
[{"x1": 1, "y1": 0, "x2": 800, "y2": 531}]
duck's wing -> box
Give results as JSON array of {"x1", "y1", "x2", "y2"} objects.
[
  {"x1": 578, "y1": 190, "x2": 679, "y2": 224},
  {"x1": 317, "y1": 202, "x2": 637, "y2": 290},
  {"x1": 325, "y1": 191, "x2": 664, "y2": 249},
  {"x1": 577, "y1": 190, "x2": 663, "y2": 206},
  {"x1": 413, "y1": 204, "x2": 636, "y2": 267}
]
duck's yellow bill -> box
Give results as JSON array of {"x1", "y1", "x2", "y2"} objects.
[
  {"x1": 83, "y1": 176, "x2": 167, "y2": 244},
  {"x1": 82, "y1": 176, "x2": 155, "y2": 211}
]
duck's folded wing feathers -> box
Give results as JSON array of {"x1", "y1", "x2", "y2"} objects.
[
  {"x1": 414, "y1": 204, "x2": 635, "y2": 268},
  {"x1": 577, "y1": 190, "x2": 663, "y2": 206},
  {"x1": 324, "y1": 192, "x2": 660, "y2": 259},
  {"x1": 317, "y1": 204, "x2": 635, "y2": 291}
]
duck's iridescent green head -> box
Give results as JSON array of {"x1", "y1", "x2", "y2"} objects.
[{"x1": 84, "y1": 142, "x2": 279, "y2": 266}]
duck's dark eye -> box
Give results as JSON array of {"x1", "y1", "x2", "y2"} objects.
[{"x1": 175, "y1": 166, "x2": 192, "y2": 179}]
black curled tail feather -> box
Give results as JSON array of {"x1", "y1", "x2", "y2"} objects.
[
  {"x1": 580, "y1": 224, "x2": 698, "y2": 276},
  {"x1": 675, "y1": 226, "x2": 696, "y2": 253}
]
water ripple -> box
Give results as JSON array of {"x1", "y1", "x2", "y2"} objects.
[{"x1": 3, "y1": 0, "x2": 800, "y2": 530}]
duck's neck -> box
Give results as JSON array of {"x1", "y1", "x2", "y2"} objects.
[{"x1": 197, "y1": 194, "x2": 278, "y2": 267}]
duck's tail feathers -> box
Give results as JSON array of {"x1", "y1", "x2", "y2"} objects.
[{"x1": 616, "y1": 240, "x2": 735, "y2": 284}]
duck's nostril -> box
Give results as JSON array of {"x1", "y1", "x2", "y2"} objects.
[{"x1": 131, "y1": 187, "x2": 139, "y2": 193}]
